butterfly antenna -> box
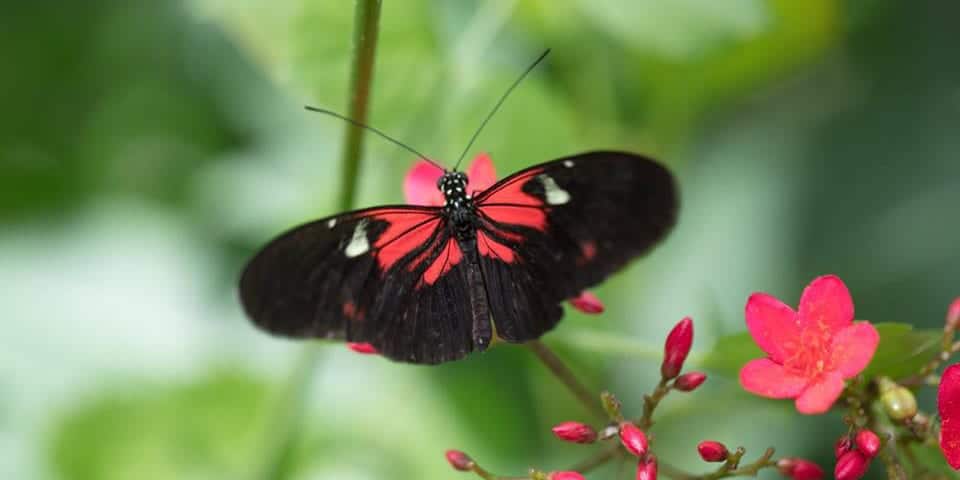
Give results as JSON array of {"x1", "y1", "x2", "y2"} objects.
[
  {"x1": 452, "y1": 49, "x2": 551, "y2": 171},
  {"x1": 304, "y1": 106, "x2": 445, "y2": 171}
]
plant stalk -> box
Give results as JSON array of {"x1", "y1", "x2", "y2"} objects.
[{"x1": 252, "y1": 1, "x2": 382, "y2": 479}]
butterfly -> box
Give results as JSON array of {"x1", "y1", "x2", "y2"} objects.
[
  {"x1": 238, "y1": 50, "x2": 679, "y2": 364},
  {"x1": 240, "y1": 151, "x2": 677, "y2": 364}
]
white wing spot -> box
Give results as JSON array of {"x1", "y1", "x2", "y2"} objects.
[
  {"x1": 345, "y1": 220, "x2": 370, "y2": 257},
  {"x1": 327, "y1": 218, "x2": 337, "y2": 228},
  {"x1": 538, "y1": 174, "x2": 570, "y2": 205},
  {"x1": 563, "y1": 160, "x2": 574, "y2": 168}
]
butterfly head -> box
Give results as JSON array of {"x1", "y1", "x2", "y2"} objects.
[{"x1": 438, "y1": 171, "x2": 471, "y2": 211}]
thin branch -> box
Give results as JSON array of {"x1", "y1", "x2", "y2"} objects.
[{"x1": 526, "y1": 340, "x2": 608, "y2": 420}]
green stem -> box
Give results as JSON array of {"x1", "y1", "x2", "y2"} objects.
[
  {"x1": 526, "y1": 340, "x2": 607, "y2": 420},
  {"x1": 338, "y1": 0, "x2": 382, "y2": 209},
  {"x1": 252, "y1": 2, "x2": 382, "y2": 479}
]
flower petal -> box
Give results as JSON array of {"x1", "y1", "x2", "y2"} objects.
[
  {"x1": 466, "y1": 152, "x2": 497, "y2": 193},
  {"x1": 403, "y1": 160, "x2": 445, "y2": 206},
  {"x1": 568, "y1": 291, "x2": 604, "y2": 314},
  {"x1": 938, "y1": 363, "x2": 960, "y2": 469},
  {"x1": 795, "y1": 371, "x2": 844, "y2": 414},
  {"x1": 829, "y1": 322, "x2": 879, "y2": 379},
  {"x1": 739, "y1": 358, "x2": 809, "y2": 399},
  {"x1": 798, "y1": 275, "x2": 854, "y2": 336},
  {"x1": 745, "y1": 292, "x2": 800, "y2": 363}
]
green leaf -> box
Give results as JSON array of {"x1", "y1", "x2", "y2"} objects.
[
  {"x1": 905, "y1": 442, "x2": 960, "y2": 478},
  {"x1": 699, "y1": 330, "x2": 764, "y2": 377},
  {"x1": 701, "y1": 322, "x2": 940, "y2": 381},
  {"x1": 862, "y1": 322, "x2": 940, "y2": 380}
]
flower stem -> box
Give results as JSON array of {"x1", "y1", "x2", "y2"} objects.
[
  {"x1": 251, "y1": 1, "x2": 382, "y2": 479},
  {"x1": 526, "y1": 339, "x2": 607, "y2": 420}
]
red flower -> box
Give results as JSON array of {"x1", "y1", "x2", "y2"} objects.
[
  {"x1": 834, "y1": 450, "x2": 869, "y2": 480},
  {"x1": 547, "y1": 472, "x2": 585, "y2": 480},
  {"x1": 661, "y1": 317, "x2": 693, "y2": 380},
  {"x1": 346, "y1": 342, "x2": 378, "y2": 354},
  {"x1": 674, "y1": 371, "x2": 707, "y2": 392},
  {"x1": 404, "y1": 154, "x2": 604, "y2": 314},
  {"x1": 938, "y1": 363, "x2": 960, "y2": 469},
  {"x1": 776, "y1": 458, "x2": 824, "y2": 480},
  {"x1": 739, "y1": 275, "x2": 879, "y2": 414},
  {"x1": 636, "y1": 455, "x2": 658, "y2": 480},
  {"x1": 551, "y1": 421, "x2": 598, "y2": 444},
  {"x1": 697, "y1": 440, "x2": 729, "y2": 462},
  {"x1": 444, "y1": 449, "x2": 474, "y2": 471},
  {"x1": 619, "y1": 422, "x2": 649, "y2": 457}
]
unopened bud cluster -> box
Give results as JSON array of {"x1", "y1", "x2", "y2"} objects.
[{"x1": 833, "y1": 429, "x2": 882, "y2": 480}]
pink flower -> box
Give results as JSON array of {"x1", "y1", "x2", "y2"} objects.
[
  {"x1": 404, "y1": 154, "x2": 604, "y2": 314},
  {"x1": 551, "y1": 421, "x2": 598, "y2": 444},
  {"x1": 346, "y1": 342, "x2": 378, "y2": 354},
  {"x1": 619, "y1": 422, "x2": 649, "y2": 458},
  {"x1": 776, "y1": 458, "x2": 824, "y2": 480},
  {"x1": 947, "y1": 297, "x2": 960, "y2": 329},
  {"x1": 834, "y1": 450, "x2": 870, "y2": 480},
  {"x1": 661, "y1": 317, "x2": 693, "y2": 380},
  {"x1": 444, "y1": 449, "x2": 474, "y2": 471},
  {"x1": 547, "y1": 472, "x2": 585, "y2": 480},
  {"x1": 568, "y1": 291, "x2": 605, "y2": 314},
  {"x1": 938, "y1": 363, "x2": 960, "y2": 469},
  {"x1": 854, "y1": 429, "x2": 881, "y2": 458},
  {"x1": 673, "y1": 371, "x2": 707, "y2": 392},
  {"x1": 636, "y1": 455, "x2": 658, "y2": 480},
  {"x1": 697, "y1": 440, "x2": 729, "y2": 462},
  {"x1": 739, "y1": 275, "x2": 879, "y2": 414}
]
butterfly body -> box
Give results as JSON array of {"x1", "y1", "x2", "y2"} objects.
[{"x1": 240, "y1": 152, "x2": 678, "y2": 364}]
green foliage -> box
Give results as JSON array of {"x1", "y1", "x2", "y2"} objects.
[
  {"x1": 702, "y1": 323, "x2": 941, "y2": 381},
  {"x1": 49, "y1": 369, "x2": 271, "y2": 480}
]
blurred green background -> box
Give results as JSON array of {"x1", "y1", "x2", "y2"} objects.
[{"x1": 3, "y1": 1, "x2": 959, "y2": 479}]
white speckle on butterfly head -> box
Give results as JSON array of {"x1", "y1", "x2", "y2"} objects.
[
  {"x1": 327, "y1": 218, "x2": 337, "y2": 228},
  {"x1": 345, "y1": 220, "x2": 370, "y2": 257},
  {"x1": 538, "y1": 174, "x2": 570, "y2": 205},
  {"x1": 563, "y1": 160, "x2": 574, "y2": 168}
]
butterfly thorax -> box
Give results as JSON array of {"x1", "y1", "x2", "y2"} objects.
[{"x1": 438, "y1": 171, "x2": 476, "y2": 240}]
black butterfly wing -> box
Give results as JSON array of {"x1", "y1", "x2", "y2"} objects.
[
  {"x1": 473, "y1": 151, "x2": 678, "y2": 342},
  {"x1": 239, "y1": 205, "x2": 476, "y2": 364}
]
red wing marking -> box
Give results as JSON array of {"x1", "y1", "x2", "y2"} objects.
[
  {"x1": 577, "y1": 241, "x2": 597, "y2": 266},
  {"x1": 422, "y1": 239, "x2": 462, "y2": 285},
  {"x1": 478, "y1": 205, "x2": 546, "y2": 230},
  {"x1": 371, "y1": 212, "x2": 441, "y2": 270},
  {"x1": 476, "y1": 169, "x2": 547, "y2": 230},
  {"x1": 477, "y1": 230, "x2": 516, "y2": 263},
  {"x1": 342, "y1": 301, "x2": 365, "y2": 322}
]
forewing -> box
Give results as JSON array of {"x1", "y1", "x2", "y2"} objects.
[
  {"x1": 475, "y1": 151, "x2": 678, "y2": 341},
  {"x1": 239, "y1": 205, "x2": 476, "y2": 363}
]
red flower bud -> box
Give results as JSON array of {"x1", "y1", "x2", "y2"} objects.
[
  {"x1": 444, "y1": 450, "x2": 474, "y2": 471},
  {"x1": 569, "y1": 291, "x2": 605, "y2": 314},
  {"x1": 834, "y1": 436, "x2": 852, "y2": 458},
  {"x1": 696, "y1": 440, "x2": 729, "y2": 462},
  {"x1": 776, "y1": 458, "x2": 824, "y2": 480},
  {"x1": 854, "y1": 429, "x2": 881, "y2": 458},
  {"x1": 347, "y1": 342, "x2": 378, "y2": 354},
  {"x1": 619, "y1": 422, "x2": 649, "y2": 458},
  {"x1": 661, "y1": 317, "x2": 693, "y2": 379},
  {"x1": 674, "y1": 372, "x2": 707, "y2": 392},
  {"x1": 551, "y1": 421, "x2": 597, "y2": 444},
  {"x1": 547, "y1": 472, "x2": 585, "y2": 480},
  {"x1": 948, "y1": 297, "x2": 960, "y2": 329},
  {"x1": 636, "y1": 455, "x2": 658, "y2": 480},
  {"x1": 834, "y1": 450, "x2": 870, "y2": 480}
]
